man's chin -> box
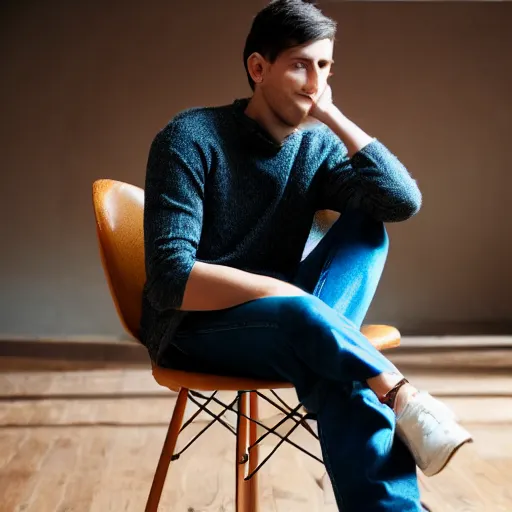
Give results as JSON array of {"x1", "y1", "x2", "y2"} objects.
[{"x1": 278, "y1": 103, "x2": 315, "y2": 130}]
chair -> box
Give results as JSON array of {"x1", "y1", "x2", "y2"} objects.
[{"x1": 92, "y1": 178, "x2": 401, "y2": 512}]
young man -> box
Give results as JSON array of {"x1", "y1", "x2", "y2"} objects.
[{"x1": 141, "y1": 1, "x2": 472, "y2": 510}]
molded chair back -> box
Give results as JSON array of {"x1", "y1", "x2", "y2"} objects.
[{"x1": 92, "y1": 179, "x2": 145, "y2": 339}]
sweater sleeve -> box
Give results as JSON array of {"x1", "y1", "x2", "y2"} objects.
[
  {"x1": 143, "y1": 121, "x2": 205, "y2": 312},
  {"x1": 317, "y1": 136, "x2": 422, "y2": 222}
]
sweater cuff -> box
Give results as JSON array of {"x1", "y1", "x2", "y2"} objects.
[
  {"x1": 351, "y1": 138, "x2": 382, "y2": 165},
  {"x1": 147, "y1": 256, "x2": 195, "y2": 312}
]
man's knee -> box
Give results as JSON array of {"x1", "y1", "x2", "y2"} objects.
[
  {"x1": 279, "y1": 294, "x2": 337, "y2": 331},
  {"x1": 332, "y1": 208, "x2": 389, "y2": 252}
]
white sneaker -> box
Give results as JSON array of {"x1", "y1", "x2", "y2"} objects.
[{"x1": 395, "y1": 391, "x2": 473, "y2": 476}]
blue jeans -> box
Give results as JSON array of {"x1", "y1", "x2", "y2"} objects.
[{"x1": 161, "y1": 209, "x2": 422, "y2": 511}]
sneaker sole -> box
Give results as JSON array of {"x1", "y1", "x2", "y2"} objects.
[{"x1": 422, "y1": 435, "x2": 473, "y2": 477}]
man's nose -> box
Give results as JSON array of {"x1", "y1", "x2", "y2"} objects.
[{"x1": 302, "y1": 69, "x2": 319, "y2": 96}]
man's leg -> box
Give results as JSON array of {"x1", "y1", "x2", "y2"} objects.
[
  {"x1": 297, "y1": 209, "x2": 418, "y2": 402},
  {"x1": 159, "y1": 208, "x2": 422, "y2": 510},
  {"x1": 162, "y1": 284, "x2": 421, "y2": 509},
  {"x1": 294, "y1": 208, "x2": 422, "y2": 511},
  {"x1": 294, "y1": 207, "x2": 389, "y2": 327}
]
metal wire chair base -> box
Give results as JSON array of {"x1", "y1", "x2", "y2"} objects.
[{"x1": 171, "y1": 389, "x2": 322, "y2": 479}]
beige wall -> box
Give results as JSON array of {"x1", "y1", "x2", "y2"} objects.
[{"x1": 1, "y1": 0, "x2": 511, "y2": 338}]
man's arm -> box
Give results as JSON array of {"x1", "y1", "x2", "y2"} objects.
[
  {"x1": 182, "y1": 262, "x2": 305, "y2": 311},
  {"x1": 309, "y1": 86, "x2": 422, "y2": 222},
  {"x1": 309, "y1": 85, "x2": 374, "y2": 158},
  {"x1": 144, "y1": 120, "x2": 305, "y2": 314}
]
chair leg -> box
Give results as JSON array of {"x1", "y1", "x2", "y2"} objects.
[
  {"x1": 145, "y1": 388, "x2": 188, "y2": 512},
  {"x1": 236, "y1": 391, "x2": 250, "y2": 512},
  {"x1": 248, "y1": 391, "x2": 259, "y2": 512}
]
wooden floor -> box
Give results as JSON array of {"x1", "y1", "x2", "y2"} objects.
[{"x1": 0, "y1": 343, "x2": 511, "y2": 512}]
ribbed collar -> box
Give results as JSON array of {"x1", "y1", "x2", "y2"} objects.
[{"x1": 232, "y1": 98, "x2": 301, "y2": 153}]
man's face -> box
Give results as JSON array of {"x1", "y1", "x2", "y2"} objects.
[{"x1": 260, "y1": 38, "x2": 334, "y2": 127}]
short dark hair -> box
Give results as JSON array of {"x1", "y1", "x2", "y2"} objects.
[{"x1": 243, "y1": 0, "x2": 337, "y2": 91}]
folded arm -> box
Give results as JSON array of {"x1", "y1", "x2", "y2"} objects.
[
  {"x1": 309, "y1": 90, "x2": 422, "y2": 222},
  {"x1": 317, "y1": 133, "x2": 422, "y2": 222}
]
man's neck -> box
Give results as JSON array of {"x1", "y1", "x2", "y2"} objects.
[{"x1": 244, "y1": 94, "x2": 298, "y2": 145}]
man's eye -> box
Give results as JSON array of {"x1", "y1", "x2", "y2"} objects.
[{"x1": 294, "y1": 62, "x2": 306, "y2": 69}]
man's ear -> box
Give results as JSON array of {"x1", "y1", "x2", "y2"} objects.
[{"x1": 247, "y1": 52, "x2": 267, "y2": 84}]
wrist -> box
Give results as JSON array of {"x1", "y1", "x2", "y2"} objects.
[
  {"x1": 323, "y1": 109, "x2": 374, "y2": 156},
  {"x1": 319, "y1": 104, "x2": 346, "y2": 130}
]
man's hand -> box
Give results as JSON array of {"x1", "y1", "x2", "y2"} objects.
[
  {"x1": 308, "y1": 84, "x2": 336, "y2": 125},
  {"x1": 304, "y1": 84, "x2": 374, "y2": 158}
]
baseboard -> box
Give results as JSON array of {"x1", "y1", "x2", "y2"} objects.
[{"x1": 0, "y1": 337, "x2": 149, "y2": 365}]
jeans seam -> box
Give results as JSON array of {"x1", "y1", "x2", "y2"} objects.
[
  {"x1": 313, "y1": 250, "x2": 334, "y2": 298},
  {"x1": 174, "y1": 321, "x2": 280, "y2": 337}
]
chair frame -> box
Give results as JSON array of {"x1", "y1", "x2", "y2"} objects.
[{"x1": 145, "y1": 388, "x2": 322, "y2": 512}]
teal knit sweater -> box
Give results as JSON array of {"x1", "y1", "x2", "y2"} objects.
[{"x1": 140, "y1": 98, "x2": 421, "y2": 361}]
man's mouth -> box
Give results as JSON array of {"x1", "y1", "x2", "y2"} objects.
[
  {"x1": 295, "y1": 95, "x2": 315, "y2": 112},
  {"x1": 297, "y1": 94, "x2": 314, "y2": 103}
]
